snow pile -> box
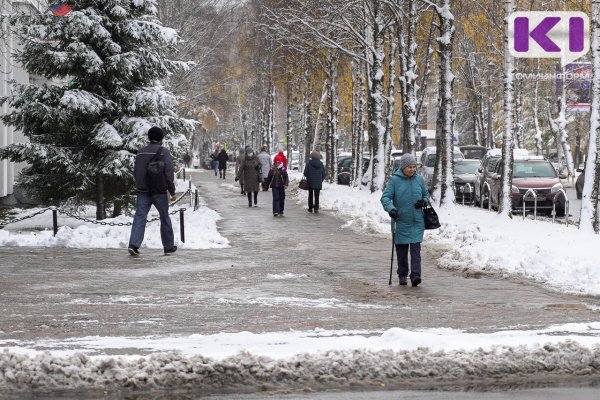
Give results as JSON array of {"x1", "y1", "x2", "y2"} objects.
[
  {"x1": 0, "y1": 178, "x2": 228, "y2": 250},
  {"x1": 1, "y1": 341, "x2": 599, "y2": 391}
]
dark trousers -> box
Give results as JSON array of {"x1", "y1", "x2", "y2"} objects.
[
  {"x1": 272, "y1": 187, "x2": 285, "y2": 214},
  {"x1": 219, "y1": 168, "x2": 226, "y2": 179},
  {"x1": 247, "y1": 191, "x2": 258, "y2": 206},
  {"x1": 129, "y1": 193, "x2": 174, "y2": 250},
  {"x1": 308, "y1": 188, "x2": 320, "y2": 211},
  {"x1": 395, "y1": 243, "x2": 421, "y2": 278}
]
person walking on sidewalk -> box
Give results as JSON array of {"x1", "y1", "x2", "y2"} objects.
[
  {"x1": 128, "y1": 126, "x2": 178, "y2": 256},
  {"x1": 257, "y1": 145, "x2": 272, "y2": 191},
  {"x1": 210, "y1": 147, "x2": 220, "y2": 176},
  {"x1": 235, "y1": 147, "x2": 246, "y2": 195},
  {"x1": 303, "y1": 150, "x2": 326, "y2": 213},
  {"x1": 236, "y1": 147, "x2": 261, "y2": 207},
  {"x1": 380, "y1": 153, "x2": 429, "y2": 287},
  {"x1": 267, "y1": 159, "x2": 289, "y2": 216},
  {"x1": 217, "y1": 148, "x2": 228, "y2": 179}
]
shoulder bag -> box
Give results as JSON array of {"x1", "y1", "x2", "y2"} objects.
[
  {"x1": 299, "y1": 176, "x2": 309, "y2": 190},
  {"x1": 423, "y1": 204, "x2": 441, "y2": 230}
]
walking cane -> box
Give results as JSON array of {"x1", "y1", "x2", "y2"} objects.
[{"x1": 389, "y1": 218, "x2": 396, "y2": 285}]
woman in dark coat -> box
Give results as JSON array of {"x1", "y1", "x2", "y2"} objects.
[
  {"x1": 303, "y1": 150, "x2": 326, "y2": 213},
  {"x1": 236, "y1": 147, "x2": 261, "y2": 207},
  {"x1": 217, "y1": 149, "x2": 228, "y2": 179}
]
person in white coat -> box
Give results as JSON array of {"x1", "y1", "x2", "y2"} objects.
[{"x1": 257, "y1": 145, "x2": 272, "y2": 191}]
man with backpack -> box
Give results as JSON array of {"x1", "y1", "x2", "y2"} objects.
[{"x1": 128, "y1": 126, "x2": 178, "y2": 256}]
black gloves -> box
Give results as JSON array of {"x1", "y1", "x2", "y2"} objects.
[
  {"x1": 388, "y1": 209, "x2": 399, "y2": 219},
  {"x1": 414, "y1": 199, "x2": 427, "y2": 209},
  {"x1": 234, "y1": 177, "x2": 239, "y2": 182}
]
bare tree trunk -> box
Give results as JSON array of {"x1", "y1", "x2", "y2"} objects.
[
  {"x1": 326, "y1": 52, "x2": 339, "y2": 183},
  {"x1": 499, "y1": 0, "x2": 515, "y2": 217},
  {"x1": 581, "y1": 0, "x2": 600, "y2": 233},
  {"x1": 398, "y1": 0, "x2": 419, "y2": 155},
  {"x1": 384, "y1": 27, "x2": 397, "y2": 180},
  {"x1": 367, "y1": 0, "x2": 386, "y2": 192},
  {"x1": 533, "y1": 61, "x2": 543, "y2": 155},
  {"x1": 433, "y1": 0, "x2": 456, "y2": 207},
  {"x1": 313, "y1": 81, "x2": 328, "y2": 152},
  {"x1": 286, "y1": 86, "x2": 292, "y2": 168},
  {"x1": 95, "y1": 174, "x2": 106, "y2": 220}
]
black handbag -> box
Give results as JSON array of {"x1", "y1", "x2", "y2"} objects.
[
  {"x1": 299, "y1": 177, "x2": 309, "y2": 190},
  {"x1": 423, "y1": 204, "x2": 441, "y2": 230}
]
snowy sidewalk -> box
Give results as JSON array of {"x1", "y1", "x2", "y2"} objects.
[
  {"x1": 1, "y1": 168, "x2": 600, "y2": 394},
  {"x1": 1, "y1": 169, "x2": 598, "y2": 341}
]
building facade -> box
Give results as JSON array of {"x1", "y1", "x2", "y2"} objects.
[{"x1": 0, "y1": 0, "x2": 47, "y2": 204}]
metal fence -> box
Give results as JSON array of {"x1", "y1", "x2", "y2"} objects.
[{"x1": 0, "y1": 187, "x2": 201, "y2": 243}]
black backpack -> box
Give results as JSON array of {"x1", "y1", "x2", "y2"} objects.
[{"x1": 146, "y1": 146, "x2": 167, "y2": 194}]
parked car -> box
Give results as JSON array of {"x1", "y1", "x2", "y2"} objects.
[
  {"x1": 454, "y1": 159, "x2": 481, "y2": 203},
  {"x1": 474, "y1": 148, "x2": 529, "y2": 207},
  {"x1": 485, "y1": 156, "x2": 565, "y2": 216},
  {"x1": 459, "y1": 145, "x2": 487, "y2": 160},
  {"x1": 337, "y1": 156, "x2": 370, "y2": 185},
  {"x1": 418, "y1": 146, "x2": 464, "y2": 187}
]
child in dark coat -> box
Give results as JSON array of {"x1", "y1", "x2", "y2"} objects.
[{"x1": 267, "y1": 159, "x2": 289, "y2": 216}]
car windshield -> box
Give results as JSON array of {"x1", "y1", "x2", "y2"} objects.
[
  {"x1": 462, "y1": 149, "x2": 486, "y2": 159},
  {"x1": 425, "y1": 154, "x2": 436, "y2": 167},
  {"x1": 455, "y1": 161, "x2": 480, "y2": 175},
  {"x1": 425, "y1": 152, "x2": 463, "y2": 167},
  {"x1": 513, "y1": 161, "x2": 557, "y2": 178}
]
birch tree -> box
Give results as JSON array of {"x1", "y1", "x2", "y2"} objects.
[
  {"x1": 498, "y1": 0, "x2": 514, "y2": 217},
  {"x1": 580, "y1": 0, "x2": 600, "y2": 233}
]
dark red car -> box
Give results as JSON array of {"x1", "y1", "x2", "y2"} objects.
[{"x1": 486, "y1": 157, "x2": 566, "y2": 216}]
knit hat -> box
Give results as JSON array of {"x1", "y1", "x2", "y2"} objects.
[
  {"x1": 238, "y1": 147, "x2": 245, "y2": 153},
  {"x1": 310, "y1": 150, "x2": 321, "y2": 160},
  {"x1": 147, "y1": 126, "x2": 164, "y2": 141},
  {"x1": 245, "y1": 147, "x2": 254, "y2": 156},
  {"x1": 399, "y1": 153, "x2": 417, "y2": 171}
]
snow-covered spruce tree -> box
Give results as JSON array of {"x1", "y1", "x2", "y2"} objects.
[{"x1": 0, "y1": 0, "x2": 194, "y2": 219}]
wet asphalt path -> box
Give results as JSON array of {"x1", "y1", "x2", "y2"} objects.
[{"x1": 1, "y1": 168, "x2": 599, "y2": 344}]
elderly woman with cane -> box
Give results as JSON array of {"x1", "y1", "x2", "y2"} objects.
[{"x1": 380, "y1": 153, "x2": 429, "y2": 287}]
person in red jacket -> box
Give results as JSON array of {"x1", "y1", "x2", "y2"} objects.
[{"x1": 273, "y1": 150, "x2": 288, "y2": 169}]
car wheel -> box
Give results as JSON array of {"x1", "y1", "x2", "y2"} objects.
[{"x1": 554, "y1": 207, "x2": 566, "y2": 217}]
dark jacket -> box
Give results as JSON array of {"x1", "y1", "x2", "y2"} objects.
[
  {"x1": 237, "y1": 153, "x2": 261, "y2": 193},
  {"x1": 303, "y1": 159, "x2": 326, "y2": 189},
  {"x1": 134, "y1": 141, "x2": 176, "y2": 195},
  {"x1": 217, "y1": 149, "x2": 228, "y2": 170},
  {"x1": 267, "y1": 165, "x2": 289, "y2": 188}
]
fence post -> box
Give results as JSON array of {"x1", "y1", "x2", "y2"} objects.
[
  {"x1": 195, "y1": 189, "x2": 199, "y2": 211},
  {"x1": 183, "y1": 168, "x2": 186, "y2": 181},
  {"x1": 179, "y1": 208, "x2": 185, "y2": 243},
  {"x1": 52, "y1": 207, "x2": 58, "y2": 236}
]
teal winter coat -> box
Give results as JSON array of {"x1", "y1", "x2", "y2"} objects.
[
  {"x1": 303, "y1": 159, "x2": 326, "y2": 189},
  {"x1": 380, "y1": 169, "x2": 430, "y2": 244}
]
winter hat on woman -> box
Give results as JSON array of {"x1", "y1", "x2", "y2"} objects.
[
  {"x1": 238, "y1": 147, "x2": 245, "y2": 153},
  {"x1": 310, "y1": 150, "x2": 321, "y2": 160},
  {"x1": 399, "y1": 153, "x2": 417, "y2": 171},
  {"x1": 148, "y1": 126, "x2": 164, "y2": 141},
  {"x1": 245, "y1": 147, "x2": 255, "y2": 156}
]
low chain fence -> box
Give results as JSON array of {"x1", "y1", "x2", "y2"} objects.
[{"x1": 0, "y1": 186, "x2": 201, "y2": 243}]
